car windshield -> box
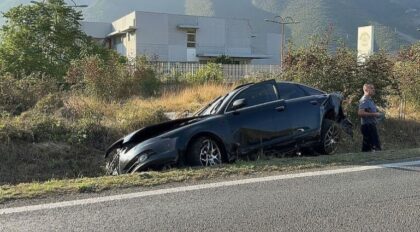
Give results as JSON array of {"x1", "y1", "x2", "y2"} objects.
[
  {"x1": 195, "y1": 95, "x2": 223, "y2": 116},
  {"x1": 195, "y1": 91, "x2": 235, "y2": 116}
]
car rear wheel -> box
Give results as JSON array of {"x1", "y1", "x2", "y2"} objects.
[
  {"x1": 315, "y1": 119, "x2": 340, "y2": 155},
  {"x1": 188, "y1": 136, "x2": 223, "y2": 167}
]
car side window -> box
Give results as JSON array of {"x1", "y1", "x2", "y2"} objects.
[
  {"x1": 228, "y1": 84, "x2": 277, "y2": 111},
  {"x1": 277, "y1": 83, "x2": 307, "y2": 100},
  {"x1": 298, "y1": 85, "x2": 325, "y2": 96}
]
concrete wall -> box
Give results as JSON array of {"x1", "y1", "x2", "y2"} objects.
[
  {"x1": 112, "y1": 12, "x2": 137, "y2": 58},
  {"x1": 168, "y1": 15, "x2": 195, "y2": 61},
  {"x1": 136, "y1": 12, "x2": 169, "y2": 61},
  {"x1": 133, "y1": 12, "x2": 256, "y2": 62},
  {"x1": 92, "y1": 11, "x2": 280, "y2": 64},
  {"x1": 196, "y1": 17, "x2": 226, "y2": 55},
  {"x1": 225, "y1": 19, "x2": 252, "y2": 55},
  {"x1": 251, "y1": 33, "x2": 280, "y2": 65}
]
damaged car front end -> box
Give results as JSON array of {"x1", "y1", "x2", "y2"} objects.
[{"x1": 105, "y1": 116, "x2": 208, "y2": 175}]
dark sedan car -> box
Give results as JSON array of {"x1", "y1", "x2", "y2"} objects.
[{"x1": 105, "y1": 80, "x2": 352, "y2": 175}]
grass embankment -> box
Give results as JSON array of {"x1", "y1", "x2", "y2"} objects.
[
  {"x1": 0, "y1": 84, "x2": 231, "y2": 184},
  {"x1": 1, "y1": 148, "x2": 419, "y2": 203},
  {"x1": 1, "y1": 83, "x2": 419, "y2": 186}
]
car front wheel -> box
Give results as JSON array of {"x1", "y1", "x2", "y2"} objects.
[
  {"x1": 315, "y1": 119, "x2": 340, "y2": 155},
  {"x1": 188, "y1": 136, "x2": 223, "y2": 167},
  {"x1": 105, "y1": 149, "x2": 121, "y2": 175}
]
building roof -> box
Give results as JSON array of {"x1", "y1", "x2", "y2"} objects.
[
  {"x1": 196, "y1": 53, "x2": 271, "y2": 59},
  {"x1": 106, "y1": 26, "x2": 137, "y2": 38},
  {"x1": 177, "y1": 24, "x2": 200, "y2": 29}
]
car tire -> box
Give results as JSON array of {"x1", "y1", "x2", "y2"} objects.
[
  {"x1": 315, "y1": 119, "x2": 340, "y2": 155},
  {"x1": 105, "y1": 149, "x2": 121, "y2": 175},
  {"x1": 187, "y1": 136, "x2": 223, "y2": 167}
]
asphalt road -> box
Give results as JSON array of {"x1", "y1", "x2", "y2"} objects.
[{"x1": 1, "y1": 163, "x2": 419, "y2": 232}]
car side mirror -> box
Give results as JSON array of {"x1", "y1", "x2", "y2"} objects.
[{"x1": 232, "y1": 98, "x2": 246, "y2": 110}]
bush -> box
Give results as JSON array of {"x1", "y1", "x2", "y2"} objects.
[
  {"x1": 282, "y1": 35, "x2": 399, "y2": 120},
  {"x1": 0, "y1": 112, "x2": 68, "y2": 143},
  {"x1": 134, "y1": 57, "x2": 161, "y2": 97},
  {"x1": 0, "y1": 74, "x2": 58, "y2": 115},
  {"x1": 66, "y1": 55, "x2": 161, "y2": 100},
  {"x1": 186, "y1": 63, "x2": 224, "y2": 84},
  {"x1": 34, "y1": 93, "x2": 64, "y2": 114},
  {"x1": 393, "y1": 42, "x2": 420, "y2": 109},
  {"x1": 69, "y1": 117, "x2": 109, "y2": 148}
]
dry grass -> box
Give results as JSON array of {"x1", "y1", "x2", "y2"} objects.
[
  {"x1": 147, "y1": 83, "x2": 232, "y2": 112},
  {"x1": 63, "y1": 83, "x2": 231, "y2": 123}
]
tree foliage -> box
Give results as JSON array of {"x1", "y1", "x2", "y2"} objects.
[
  {"x1": 0, "y1": 0, "x2": 106, "y2": 79},
  {"x1": 393, "y1": 42, "x2": 420, "y2": 108},
  {"x1": 282, "y1": 32, "x2": 399, "y2": 120}
]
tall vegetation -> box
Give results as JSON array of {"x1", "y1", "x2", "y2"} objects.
[
  {"x1": 0, "y1": 0, "x2": 108, "y2": 79},
  {"x1": 393, "y1": 42, "x2": 420, "y2": 109},
  {"x1": 66, "y1": 55, "x2": 161, "y2": 100},
  {"x1": 282, "y1": 32, "x2": 400, "y2": 119}
]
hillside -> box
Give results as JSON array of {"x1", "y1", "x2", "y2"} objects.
[{"x1": 0, "y1": 0, "x2": 419, "y2": 50}]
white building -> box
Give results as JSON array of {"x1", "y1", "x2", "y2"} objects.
[{"x1": 81, "y1": 11, "x2": 281, "y2": 64}]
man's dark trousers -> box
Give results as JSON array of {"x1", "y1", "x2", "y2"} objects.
[{"x1": 361, "y1": 123, "x2": 381, "y2": 152}]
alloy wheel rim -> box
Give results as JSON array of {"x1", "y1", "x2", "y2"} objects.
[
  {"x1": 105, "y1": 149, "x2": 121, "y2": 175},
  {"x1": 199, "y1": 139, "x2": 222, "y2": 166},
  {"x1": 324, "y1": 125, "x2": 340, "y2": 154}
]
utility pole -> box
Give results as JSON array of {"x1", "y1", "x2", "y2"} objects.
[{"x1": 265, "y1": 16, "x2": 300, "y2": 68}]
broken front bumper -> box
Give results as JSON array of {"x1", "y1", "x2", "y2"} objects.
[{"x1": 118, "y1": 137, "x2": 178, "y2": 173}]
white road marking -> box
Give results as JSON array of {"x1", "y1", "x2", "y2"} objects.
[{"x1": 1, "y1": 160, "x2": 419, "y2": 215}]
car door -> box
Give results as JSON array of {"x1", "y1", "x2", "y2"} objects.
[
  {"x1": 224, "y1": 82, "x2": 280, "y2": 154},
  {"x1": 277, "y1": 83, "x2": 323, "y2": 140}
]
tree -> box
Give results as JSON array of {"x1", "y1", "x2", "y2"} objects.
[
  {"x1": 282, "y1": 30, "x2": 399, "y2": 120},
  {"x1": 393, "y1": 42, "x2": 420, "y2": 108},
  {"x1": 0, "y1": 0, "x2": 104, "y2": 79}
]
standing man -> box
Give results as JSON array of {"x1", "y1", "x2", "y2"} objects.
[{"x1": 358, "y1": 84, "x2": 382, "y2": 152}]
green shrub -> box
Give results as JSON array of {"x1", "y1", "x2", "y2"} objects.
[
  {"x1": 393, "y1": 42, "x2": 420, "y2": 109},
  {"x1": 134, "y1": 57, "x2": 161, "y2": 97},
  {"x1": 186, "y1": 63, "x2": 224, "y2": 84},
  {"x1": 282, "y1": 36, "x2": 398, "y2": 120}
]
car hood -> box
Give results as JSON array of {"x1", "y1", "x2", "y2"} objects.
[{"x1": 105, "y1": 115, "x2": 207, "y2": 157}]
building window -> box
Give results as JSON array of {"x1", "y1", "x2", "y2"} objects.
[{"x1": 186, "y1": 29, "x2": 196, "y2": 48}]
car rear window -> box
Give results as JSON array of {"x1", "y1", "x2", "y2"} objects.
[
  {"x1": 277, "y1": 83, "x2": 306, "y2": 100},
  {"x1": 298, "y1": 85, "x2": 325, "y2": 96}
]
